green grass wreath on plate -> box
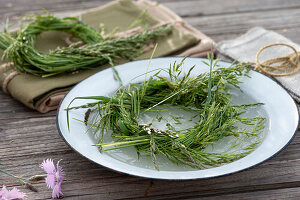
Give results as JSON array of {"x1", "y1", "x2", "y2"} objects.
[{"x1": 67, "y1": 53, "x2": 265, "y2": 170}]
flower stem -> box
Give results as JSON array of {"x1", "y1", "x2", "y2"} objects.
[
  {"x1": 0, "y1": 169, "x2": 38, "y2": 192},
  {"x1": 28, "y1": 174, "x2": 47, "y2": 181}
]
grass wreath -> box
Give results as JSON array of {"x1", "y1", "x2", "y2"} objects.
[
  {"x1": 67, "y1": 54, "x2": 265, "y2": 170},
  {"x1": 0, "y1": 15, "x2": 172, "y2": 77}
]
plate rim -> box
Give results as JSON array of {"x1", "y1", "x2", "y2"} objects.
[{"x1": 56, "y1": 57, "x2": 300, "y2": 180}]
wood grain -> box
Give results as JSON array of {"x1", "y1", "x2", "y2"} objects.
[
  {"x1": 0, "y1": 0, "x2": 300, "y2": 199},
  {"x1": 197, "y1": 187, "x2": 300, "y2": 200}
]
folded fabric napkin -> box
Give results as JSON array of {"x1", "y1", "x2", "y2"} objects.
[
  {"x1": 216, "y1": 27, "x2": 300, "y2": 102},
  {"x1": 0, "y1": 0, "x2": 214, "y2": 113}
]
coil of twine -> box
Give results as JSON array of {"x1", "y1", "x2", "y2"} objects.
[{"x1": 255, "y1": 43, "x2": 300, "y2": 77}]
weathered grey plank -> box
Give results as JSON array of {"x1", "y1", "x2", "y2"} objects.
[
  {"x1": 163, "y1": 0, "x2": 300, "y2": 17},
  {"x1": 0, "y1": 0, "x2": 109, "y2": 17},
  {"x1": 56, "y1": 186, "x2": 300, "y2": 200},
  {"x1": 186, "y1": 8, "x2": 300, "y2": 36},
  {"x1": 199, "y1": 187, "x2": 300, "y2": 200},
  {"x1": 1, "y1": 0, "x2": 300, "y2": 19},
  {"x1": 210, "y1": 27, "x2": 300, "y2": 44}
]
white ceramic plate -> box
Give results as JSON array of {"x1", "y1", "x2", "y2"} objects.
[{"x1": 57, "y1": 57, "x2": 299, "y2": 180}]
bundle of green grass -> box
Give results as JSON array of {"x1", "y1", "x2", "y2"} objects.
[{"x1": 0, "y1": 15, "x2": 172, "y2": 77}]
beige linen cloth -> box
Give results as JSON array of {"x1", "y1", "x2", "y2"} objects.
[
  {"x1": 0, "y1": 0, "x2": 214, "y2": 113},
  {"x1": 217, "y1": 27, "x2": 300, "y2": 102}
]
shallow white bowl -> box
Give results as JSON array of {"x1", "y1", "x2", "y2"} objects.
[{"x1": 57, "y1": 57, "x2": 299, "y2": 180}]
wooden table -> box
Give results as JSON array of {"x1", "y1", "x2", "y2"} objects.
[{"x1": 1, "y1": 0, "x2": 300, "y2": 199}]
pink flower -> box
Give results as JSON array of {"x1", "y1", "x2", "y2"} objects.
[
  {"x1": 0, "y1": 185, "x2": 25, "y2": 200},
  {"x1": 40, "y1": 159, "x2": 64, "y2": 199}
]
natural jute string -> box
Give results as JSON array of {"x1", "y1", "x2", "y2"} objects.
[{"x1": 255, "y1": 43, "x2": 300, "y2": 77}]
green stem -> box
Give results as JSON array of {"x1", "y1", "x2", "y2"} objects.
[{"x1": 97, "y1": 139, "x2": 150, "y2": 147}]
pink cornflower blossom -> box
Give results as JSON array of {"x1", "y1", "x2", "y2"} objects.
[
  {"x1": 0, "y1": 185, "x2": 25, "y2": 200},
  {"x1": 40, "y1": 159, "x2": 64, "y2": 199}
]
